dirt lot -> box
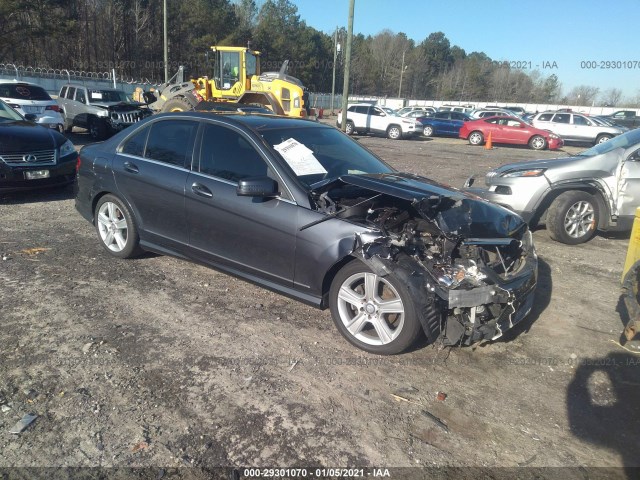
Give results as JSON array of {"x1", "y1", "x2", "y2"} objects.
[{"x1": 1, "y1": 125, "x2": 639, "y2": 479}]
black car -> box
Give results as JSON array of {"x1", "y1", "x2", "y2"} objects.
[
  {"x1": 0, "y1": 99, "x2": 77, "y2": 192},
  {"x1": 75, "y1": 112, "x2": 538, "y2": 354}
]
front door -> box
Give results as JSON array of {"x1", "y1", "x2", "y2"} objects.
[{"x1": 185, "y1": 122, "x2": 297, "y2": 286}]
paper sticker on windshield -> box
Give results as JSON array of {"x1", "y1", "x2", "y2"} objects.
[
  {"x1": 90, "y1": 92, "x2": 103, "y2": 100},
  {"x1": 273, "y1": 138, "x2": 327, "y2": 176}
]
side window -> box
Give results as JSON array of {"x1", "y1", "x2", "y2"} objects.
[
  {"x1": 67, "y1": 87, "x2": 76, "y2": 100},
  {"x1": 553, "y1": 114, "x2": 571, "y2": 124},
  {"x1": 537, "y1": 113, "x2": 553, "y2": 121},
  {"x1": 371, "y1": 108, "x2": 384, "y2": 116},
  {"x1": 572, "y1": 115, "x2": 589, "y2": 126},
  {"x1": 354, "y1": 106, "x2": 368, "y2": 114},
  {"x1": 199, "y1": 123, "x2": 268, "y2": 182},
  {"x1": 506, "y1": 119, "x2": 521, "y2": 127},
  {"x1": 60, "y1": 86, "x2": 67, "y2": 98},
  {"x1": 76, "y1": 89, "x2": 86, "y2": 104},
  {"x1": 120, "y1": 125, "x2": 150, "y2": 157},
  {"x1": 145, "y1": 120, "x2": 199, "y2": 168}
]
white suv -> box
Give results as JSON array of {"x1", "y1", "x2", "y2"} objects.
[
  {"x1": 532, "y1": 111, "x2": 624, "y2": 145},
  {"x1": 337, "y1": 104, "x2": 417, "y2": 139},
  {"x1": 0, "y1": 81, "x2": 64, "y2": 132}
]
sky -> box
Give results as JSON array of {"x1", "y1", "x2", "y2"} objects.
[{"x1": 293, "y1": 0, "x2": 640, "y2": 100}]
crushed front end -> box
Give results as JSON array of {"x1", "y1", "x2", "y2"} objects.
[{"x1": 314, "y1": 173, "x2": 538, "y2": 346}]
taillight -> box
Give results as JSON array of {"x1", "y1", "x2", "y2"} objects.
[
  {"x1": 46, "y1": 105, "x2": 61, "y2": 112},
  {"x1": 76, "y1": 155, "x2": 82, "y2": 172}
]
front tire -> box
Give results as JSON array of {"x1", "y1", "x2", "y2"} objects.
[
  {"x1": 329, "y1": 260, "x2": 422, "y2": 355},
  {"x1": 89, "y1": 118, "x2": 108, "y2": 140},
  {"x1": 387, "y1": 125, "x2": 402, "y2": 140},
  {"x1": 595, "y1": 134, "x2": 612, "y2": 145},
  {"x1": 95, "y1": 195, "x2": 142, "y2": 258},
  {"x1": 529, "y1": 135, "x2": 547, "y2": 150},
  {"x1": 547, "y1": 191, "x2": 599, "y2": 244},
  {"x1": 468, "y1": 131, "x2": 484, "y2": 146}
]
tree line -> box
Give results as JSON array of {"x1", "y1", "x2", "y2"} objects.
[{"x1": 0, "y1": 0, "x2": 634, "y2": 106}]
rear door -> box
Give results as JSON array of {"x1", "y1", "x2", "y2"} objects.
[
  {"x1": 113, "y1": 118, "x2": 199, "y2": 249},
  {"x1": 184, "y1": 121, "x2": 297, "y2": 285}
]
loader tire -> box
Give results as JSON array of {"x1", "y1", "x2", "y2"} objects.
[{"x1": 162, "y1": 97, "x2": 195, "y2": 113}]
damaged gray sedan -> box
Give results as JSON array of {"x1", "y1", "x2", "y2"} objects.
[{"x1": 75, "y1": 113, "x2": 537, "y2": 354}]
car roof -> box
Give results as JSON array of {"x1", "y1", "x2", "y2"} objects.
[
  {"x1": 152, "y1": 111, "x2": 328, "y2": 132},
  {"x1": 62, "y1": 84, "x2": 121, "y2": 92}
]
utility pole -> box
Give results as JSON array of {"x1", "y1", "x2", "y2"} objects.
[
  {"x1": 398, "y1": 51, "x2": 406, "y2": 97},
  {"x1": 340, "y1": 0, "x2": 355, "y2": 131},
  {"x1": 163, "y1": 0, "x2": 168, "y2": 83},
  {"x1": 331, "y1": 27, "x2": 338, "y2": 115}
]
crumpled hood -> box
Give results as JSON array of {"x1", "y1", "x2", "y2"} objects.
[
  {"x1": 91, "y1": 102, "x2": 146, "y2": 111},
  {"x1": 325, "y1": 173, "x2": 527, "y2": 239}
]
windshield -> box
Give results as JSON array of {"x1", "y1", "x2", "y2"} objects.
[
  {"x1": 88, "y1": 90, "x2": 130, "y2": 103},
  {"x1": 260, "y1": 126, "x2": 394, "y2": 188},
  {"x1": 578, "y1": 128, "x2": 640, "y2": 156},
  {"x1": 0, "y1": 100, "x2": 25, "y2": 122}
]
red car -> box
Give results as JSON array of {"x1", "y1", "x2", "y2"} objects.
[{"x1": 459, "y1": 116, "x2": 564, "y2": 150}]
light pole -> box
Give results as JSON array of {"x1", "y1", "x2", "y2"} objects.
[
  {"x1": 163, "y1": 0, "x2": 168, "y2": 83},
  {"x1": 398, "y1": 51, "x2": 407, "y2": 98},
  {"x1": 331, "y1": 27, "x2": 339, "y2": 115},
  {"x1": 340, "y1": 0, "x2": 355, "y2": 131}
]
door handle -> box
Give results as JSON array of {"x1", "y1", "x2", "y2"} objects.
[
  {"x1": 123, "y1": 161, "x2": 139, "y2": 173},
  {"x1": 191, "y1": 182, "x2": 213, "y2": 198}
]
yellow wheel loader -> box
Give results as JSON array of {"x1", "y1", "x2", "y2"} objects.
[{"x1": 147, "y1": 45, "x2": 307, "y2": 117}]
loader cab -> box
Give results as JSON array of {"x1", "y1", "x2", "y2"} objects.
[{"x1": 207, "y1": 46, "x2": 259, "y2": 96}]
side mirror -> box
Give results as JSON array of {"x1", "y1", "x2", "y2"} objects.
[
  {"x1": 24, "y1": 113, "x2": 37, "y2": 122},
  {"x1": 237, "y1": 176, "x2": 279, "y2": 197}
]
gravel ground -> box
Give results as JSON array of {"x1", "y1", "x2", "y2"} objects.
[{"x1": 0, "y1": 123, "x2": 638, "y2": 479}]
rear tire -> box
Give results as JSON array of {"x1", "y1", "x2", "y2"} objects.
[
  {"x1": 162, "y1": 96, "x2": 195, "y2": 113},
  {"x1": 423, "y1": 125, "x2": 434, "y2": 137},
  {"x1": 62, "y1": 114, "x2": 73, "y2": 133},
  {"x1": 94, "y1": 194, "x2": 142, "y2": 258},
  {"x1": 547, "y1": 191, "x2": 599, "y2": 244},
  {"x1": 345, "y1": 120, "x2": 355, "y2": 135}
]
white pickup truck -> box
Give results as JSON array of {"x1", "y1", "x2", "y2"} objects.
[{"x1": 337, "y1": 103, "x2": 417, "y2": 140}]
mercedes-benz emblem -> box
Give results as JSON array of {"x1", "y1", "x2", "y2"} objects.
[{"x1": 23, "y1": 154, "x2": 38, "y2": 163}]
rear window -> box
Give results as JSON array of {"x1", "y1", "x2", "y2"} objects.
[{"x1": 0, "y1": 83, "x2": 51, "y2": 101}]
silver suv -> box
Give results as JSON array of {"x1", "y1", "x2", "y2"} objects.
[
  {"x1": 57, "y1": 84, "x2": 152, "y2": 140},
  {"x1": 337, "y1": 104, "x2": 417, "y2": 139},
  {"x1": 531, "y1": 111, "x2": 624, "y2": 145},
  {"x1": 464, "y1": 128, "x2": 640, "y2": 244}
]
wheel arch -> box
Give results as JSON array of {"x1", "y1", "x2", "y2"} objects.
[
  {"x1": 91, "y1": 190, "x2": 141, "y2": 229},
  {"x1": 532, "y1": 183, "x2": 610, "y2": 229},
  {"x1": 320, "y1": 254, "x2": 358, "y2": 309}
]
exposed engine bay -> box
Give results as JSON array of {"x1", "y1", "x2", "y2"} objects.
[{"x1": 311, "y1": 174, "x2": 538, "y2": 346}]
